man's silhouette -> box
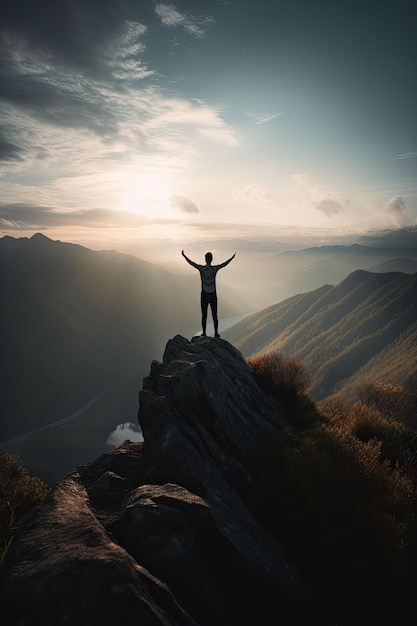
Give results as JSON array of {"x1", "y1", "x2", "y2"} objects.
[{"x1": 182, "y1": 250, "x2": 235, "y2": 337}]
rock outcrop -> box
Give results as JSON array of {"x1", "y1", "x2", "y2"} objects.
[{"x1": 1, "y1": 336, "x2": 344, "y2": 625}]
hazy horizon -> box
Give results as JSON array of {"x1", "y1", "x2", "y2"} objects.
[
  {"x1": 2, "y1": 224, "x2": 416, "y2": 268},
  {"x1": 1, "y1": 1, "x2": 416, "y2": 250}
]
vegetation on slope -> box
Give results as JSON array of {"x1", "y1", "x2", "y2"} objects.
[
  {"x1": 2, "y1": 347, "x2": 417, "y2": 624},
  {"x1": 0, "y1": 451, "x2": 50, "y2": 565},
  {"x1": 226, "y1": 270, "x2": 417, "y2": 401},
  {"x1": 248, "y1": 352, "x2": 417, "y2": 626}
]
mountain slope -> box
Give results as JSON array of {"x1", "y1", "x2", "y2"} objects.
[
  {"x1": 224, "y1": 270, "x2": 417, "y2": 401},
  {"x1": 0, "y1": 234, "x2": 250, "y2": 440}
]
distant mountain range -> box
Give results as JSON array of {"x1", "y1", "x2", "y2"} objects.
[
  {"x1": 224, "y1": 270, "x2": 417, "y2": 402},
  {"x1": 228, "y1": 240, "x2": 417, "y2": 306},
  {"x1": 369, "y1": 258, "x2": 417, "y2": 274}
]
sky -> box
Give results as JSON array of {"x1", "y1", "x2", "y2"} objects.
[{"x1": 1, "y1": 0, "x2": 416, "y2": 262}]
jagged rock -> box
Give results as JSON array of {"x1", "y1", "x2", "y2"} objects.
[{"x1": 1, "y1": 336, "x2": 345, "y2": 625}]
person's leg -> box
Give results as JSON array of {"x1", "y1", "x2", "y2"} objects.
[
  {"x1": 210, "y1": 293, "x2": 219, "y2": 337},
  {"x1": 200, "y1": 292, "x2": 208, "y2": 336}
]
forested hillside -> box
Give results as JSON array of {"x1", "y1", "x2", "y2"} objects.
[{"x1": 224, "y1": 270, "x2": 417, "y2": 401}]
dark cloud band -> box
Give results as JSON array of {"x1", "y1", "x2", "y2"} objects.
[{"x1": 0, "y1": 203, "x2": 179, "y2": 230}]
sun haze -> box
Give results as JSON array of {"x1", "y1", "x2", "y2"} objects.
[{"x1": 0, "y1": 0, "x2": 416, "y2": 254}]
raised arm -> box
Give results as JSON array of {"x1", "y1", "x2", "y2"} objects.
[
  {"x1": 216, "y1": 252, "x2": 236, "y2": 270},
  {"x1": 182, "y1": 250, "x2": 200, "y2": 269}
]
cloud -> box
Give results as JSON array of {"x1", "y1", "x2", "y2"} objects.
[
  {"x1": 394, "y1": 152, "x2": 417, "y2": 160},
  {"x1": 0, "y1": 203, "x2": 176, "y2": 230},
  {"x1": 0, "y1": 218, "x2": 30, "y2": 231},
  {"x1": 0, "y1": 15, "x2": 156, "y2": 168},
  {"x1": 314, "y1": 198, "x2": 343, "y2": 217},
  {"x1": 169, "y1": 195, "x2": 199, "y2": 213},
  {"x1": 146, "y1": 97, "x2": 238, "y2": 147},
  {"x1": 291, "y1": 173, "x2": 346, "y2": 218},
  {"x1": 0, "y1": 132, "x2": 24, "y2": 162},
  {"x1": 385, "y1": 196, "x2": 408, "y2": 214},
  {"x1": 0, "y1": 3, "x2": 236, "y2": 174},
  {"x1": 291, "y1": 172, "x2": 312, "y2": 189},
  {"x1": 0, "y1": 68, "x2": 118, "y2": 140},
  {"x1": 0, "y1": 0, "x2": 238, "y2": 233},
  {"x1": 0, "y1": 1, "x2": 135, "y2": 80},
  {"x1": 245, "y1": 112, "x2": 282, "y2": 125},
  {"x1": 382, "y1": 196, "x2": 410, "y2": 227},
  {"x1": 198, "y1": 126, "x2": 239, "y2": 146},
  {"x1": 154, "y1": 4, "x2": 214, "y2": 38},
  {"x1": 234, "y1": 183, "x2": 273, "y2": 206},
  {"x1": 358, "y1": 227, "x2": 417, "y2": 249}
]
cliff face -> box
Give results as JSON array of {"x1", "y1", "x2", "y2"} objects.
[{"x1": 1, "y1": 336, "x2": 343, "y2": 626}]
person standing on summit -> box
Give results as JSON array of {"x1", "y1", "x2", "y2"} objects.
[{"x1": 182, "y1": 250, "x2": 236, "y2": 338}]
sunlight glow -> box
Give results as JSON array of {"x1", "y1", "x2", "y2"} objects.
[{"x1": 121, "y1": 171, "x2": 173, "y2": 218}]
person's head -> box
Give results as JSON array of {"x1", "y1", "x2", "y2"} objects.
[{"x1": 205, "y1": 252, "x2": 213, "y2": 264}]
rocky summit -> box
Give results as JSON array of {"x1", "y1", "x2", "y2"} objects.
[{"x1": 1, "y1": 335, "x2": 343, "y2": 625}]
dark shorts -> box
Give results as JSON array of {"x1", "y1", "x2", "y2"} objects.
[{"x1": 201, "y1": 290, "x2": 217, "y2": 316}]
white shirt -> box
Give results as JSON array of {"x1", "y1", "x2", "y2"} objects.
[{"x1": 183, "y1": 254, "x2": 235, "y2": 293}]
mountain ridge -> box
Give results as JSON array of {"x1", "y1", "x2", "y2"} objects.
[
  {"x1": 224, "y1": 269, "x2": 417, "y2": 401},
  {"x1": 228, "y1": 236, "x2": 417, "y2": 306}
]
